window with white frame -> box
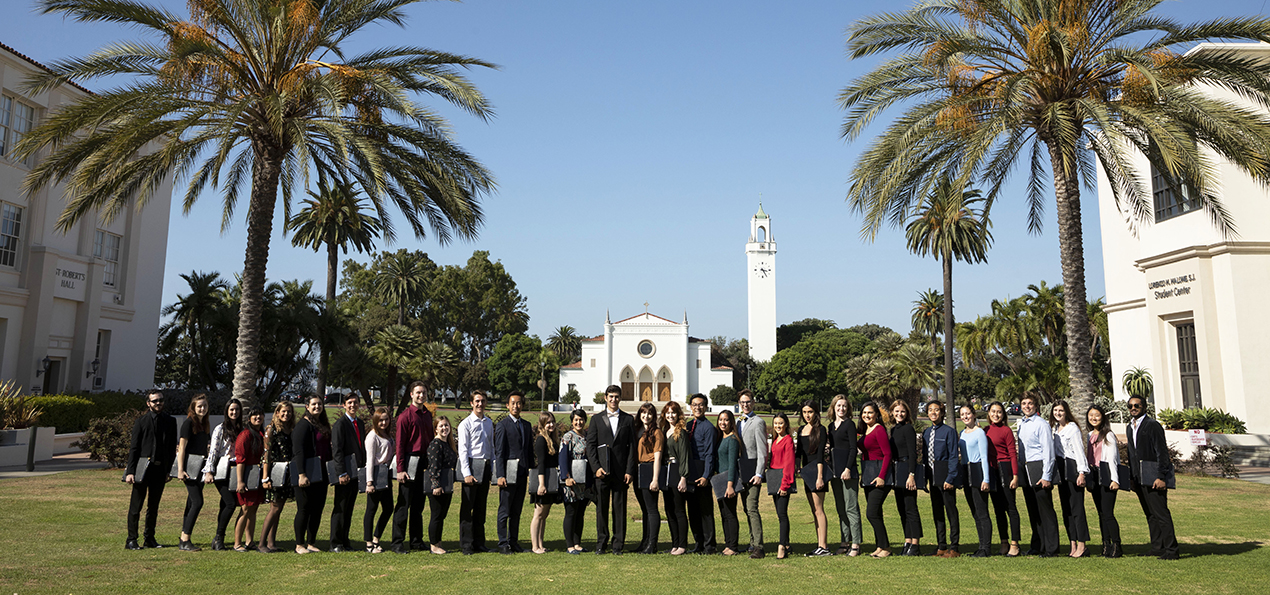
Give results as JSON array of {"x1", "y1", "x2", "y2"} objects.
[
  {"x1": 1151, "y1": 165, "x2": 1201, "y2": 223},
  {"x1": 0, "y1": 95, "x2": 36, "y2": 164},
  {"x1": 94, "y1": 230, "x2": 122, "y2": 287},
  {"x1": 0, "y1": 203, "x2": 22, "y2": 268}
]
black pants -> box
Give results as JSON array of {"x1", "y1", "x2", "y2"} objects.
[
  {"x1": 930, "y1": 486, "x2": 960, "y2": 548},
  {"x1": 989, "y1": 485, "x2": 1021, "y2": 542},
  {"x1": 893, "y1": 487, "x2": 922, "y2": 539},
  {"x1": 363, "y1": 488, "x2": 393, "y2": 542},
  {"x1": 213, "y1": 479, "x2": 237, "y2": 540},
  {"x1": 1057, "y1": 481, "x2": 1090, "y2": 542},
  {"x1": 562, "y1": 500, "x2": 589, "y2": 549},
  {"x1": 662, "y1": 488, "x2": 688, "y2": 549},
  {"x1": 496, "y1": 481, "x2": 527, "y2": 548},
  {"x1": 331, "y1": 483, "x2": 358, "y2": 547},
  {"x1": 1133, "y1": 485, "x2": 1178, "y2": 557},
  {"x1": 864, "y1": 485, "x2": 890, "y2": 549},
  {"x1": 126, "y1": 476, "x2": 166, "y2": 541},
  {"x1": 459, "y1": 480, "x2": 490, "y2": 552},
  {"x1": 594, "y1": 477, "x2": 628, "y2": 551},
  {"x1": 772, "y1": 493, "x2": 791, "y2": 547},
  {"x1": 963, "y1": 486, "x2": 992, "y2": 551},
  {"x1": 428, "y1": 492, "x2": 453, "y2": 545},
  {"x1": 391, "y1": 477, "x2": 426, "y2": 547},
  {"x1": 718, "y1": 495, "x2": 739, "y2": 551},
  {"x1": 635, "y1": 487, "x2": 661, "y2": 550},
  {"x1": 293, "y1": 482, "x2": 328, "y2": 546},
  {"x1": 1022, "y1": 482, "x2": 1059, "y2": 555},
  {"x1": 181, "y1": 480, "x2": 205, "y2": 536},
  {"x1": 686, "y1": 486, "x2": 715, "y2": 550},
  {"x1": 1089, "y1": 485, "x2": 1120, "y2": 545}
]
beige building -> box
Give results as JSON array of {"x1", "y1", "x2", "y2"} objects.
[
  {"x1": 1097, "y1": 42, "x2": 1270, "y2": 434},
  {"x1": 0, "y1": 42, "x2": 172, "y2": 395}
]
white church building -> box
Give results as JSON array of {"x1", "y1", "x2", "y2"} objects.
[{"x1": 560, "y1": 206, "x2": 778, "y2": 405}]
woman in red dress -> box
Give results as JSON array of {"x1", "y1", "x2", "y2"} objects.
[{"x1": 233, "y1": 408, "x2": 266, "y2": 552}]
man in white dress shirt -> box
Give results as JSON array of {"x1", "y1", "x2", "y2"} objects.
[{"x1": 458, "y1": 390, "x2": 495, "y2": 554}]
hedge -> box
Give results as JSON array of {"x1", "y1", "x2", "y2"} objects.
[{"x1": 25, "y1": 392, "x2": 146, "y2": 433}]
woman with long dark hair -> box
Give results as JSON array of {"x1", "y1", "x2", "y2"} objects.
[
  {"x1": 660, "y1": 402, "x2": 690, "y2": 556},
  {"x1": 769, "y1": 413, "x2": 796, "y2": 559},
  {"x1": 715, "y1": 410, "x2": 742, "y2": 555},
  {"x1": 292, "y1": 396, "x2": 331, "y2": 554},
  {"x1": 889, "y1": 399, "x2": 921, "y2": 555},
  {"x1": 827, "y1": 394, "x2": 862, "y2": 556},
  {"x1": 1050, "y1": 399, "x2": 1090, "y2": 557},
  {"x1": 233, "y1": 407, "x2": 266, "y2": 552},
  {"x1": 859, "y1": 401, "x2": 893, "y2": 558},
  {"x1": 559, "y1": 409, "x2": 592, "y2": 554},
  {"x1": 258, "y1": 401, "x2": 295, "y2": 553},
  {"x1": 1086, "y1": 404, "x2": 1122, "y2": 558},
  {"x1": 202, "y1": 398, "x2": 242, "y2": 550},
  {"x1": 985, "y1": 401, "x2": 1021, "y2": 556},
  {"x1": 177, "y1": 394, "x2": 211, "y2": 551},
  {"x1": 363, "y1": 407, "x2": 394, "y2": 553},
  {"x1": 633, "y1": 402, "x2": 663, "y2": 554},
  {"x1": 798, "y1": 400, "x2": 830, "y2": 557},
  {"x1": 530, "y1": 412, "x2": 561, "y2": 554}
]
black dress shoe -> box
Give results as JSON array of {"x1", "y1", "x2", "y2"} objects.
[
  {"x1": 972, "y1": 549, "x2": 990, "y2": 558},
  {"x1": 905, "y1": 545, "x2": 922, "y2": 557},
  {"x1": 611, "y1": 548, "x2": 624, "y2": 555},
  {"x1": 1024, "y1": 548, "x2": 1040, "y2": 556},
  {"x1": 594, "y1": 547, "x2": 608, "y2": 555},
  {"x1": 1158, "y1": 553, "x2": 1180, "y2": 560},
  {"x1": 475, "y1": 546, "x2": 492, "y2": 554},
  {"x1": 688, "y1": 546, "x2": 704, "y2": 555},
  {"x1": 750, "y1": 547, "x2": 765, "y2": 559},
  {"x1": 410, "y1": 540, "x2": 426, "y2": 551},
  {"x1": 143, "y1": 539, "x2": 165, "y2": 549},
  {"x1": 510, "y1": 543, "x2": 526, "y2": 553},
  {"x1": 1039, "y1": 552, "x2": 1057, "y2": 558},
  {"x1": 332, "y1": 546, "x2": 346, "y2": 553},
  {"x1": 461, "y1": 549, "x2": 474, "y2": 556},
  {"x1": 179, "y1": 540, "x2": 201, "y2": 552},
  {"x1": 125, "y1": 540, "x2": 142, "y2": 551},
  {"x1": 211, "y1": 538, "x2": 225, "y2": 551},
  {"x1": 393, "y1": 545, "x2": 410, "y2": 554},
  {"x1": 499, "y1": 546, "x2": 513, "y2": 555},
  {"x1": 1107, "y1": 543, "x2": 1123, "y2": 558},
  {"x1": 703, "y1": 546, "x2": 716, "y2": 555}
]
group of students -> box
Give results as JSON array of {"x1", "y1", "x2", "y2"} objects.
[{"x1": 122, "y1": 385, "x2": 1179, "y2": 560}]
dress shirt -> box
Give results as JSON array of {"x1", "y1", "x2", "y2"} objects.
[
  {"x1": 1054, "y1": 422, "x2": 1090, "y2": 474},
  {"x1": 457, "y1": 413, "x2": 495, "y2": 479},
  {"x1": 605, "y1": 407, "x2": 621, "y2": 435},
  {"x1": 959, "y1": 427, "x2": 990, "y2": 480},
  {"x1": 394, "y1": 404, "x2": 432, "y2": 472},
  {"x1": 689, "y1": 416, "x2": 717, "y2": 476},
  {"x1": 1131, "y1": 415, "x2": 1143, "y2": 448},
  {"x1": 1017, "y1": 413, "x2": 1054, "y2": 482}
]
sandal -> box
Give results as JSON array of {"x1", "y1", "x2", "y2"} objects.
[
  {"x1": 848, "y1": 545, "x2": 861, "y2": 557},
  {"x1": 233, "y1": 545, "x2": 248, "y2": 553}
]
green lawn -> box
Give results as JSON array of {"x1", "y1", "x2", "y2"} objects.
[{"x1": 1, "y1": 468, "x2": 1267, "y2": 594}]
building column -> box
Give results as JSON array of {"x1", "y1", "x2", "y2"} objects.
[{"x1": 17, "y1": 247, "x2": 58, "y2": 394}]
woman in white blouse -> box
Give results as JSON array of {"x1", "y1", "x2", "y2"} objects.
[
  {"x1": 201, "y1": 398, "x2": 243, "y2": 551},
  {"x1": 1049, "y1": 400, "x2": 1090, "y2": 557},
  {"x1": 1085, "y1": 404, "x2": 1122, "y2": 558},
  {"x1": 363, "y1": 407, "x2": 395, "y2": 553}
]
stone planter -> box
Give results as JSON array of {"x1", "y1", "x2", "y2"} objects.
[{"x1": 0, "y1": 427, "x2": 56, "y2": 467}]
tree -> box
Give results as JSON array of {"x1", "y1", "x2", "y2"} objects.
[
  {"x1": 905, "y1": 176, "x2": 992, "y2": 407},
  {"x1": 487, "y1": 334, "x2": 546, "y2": 404},
  {"x1": 757, "y1": 329, "x2": 871, "y2": 409},
  {"x1": 709, "y1": 385, "x2": 739, "y2": 406},
  {"x1": 369, "y1": 325, "x2": 423, "y2": 414},
  {"x1": 405, "y1": 341, "x2": 457, "y2": 407},
  {"x1": 547, "y1": 326, "x2": 583, "y2": 364},
  {"x1": 158, "y1": 271, "x2": 231, "y2": 391},
  {"x1": 844, "y1": 332, "x2": 939, "y2": 413},
  {"x1": 910, "y1": 289, "x2": 944, "y2": 346},
  {"x1": 375, "y1": 250, "x2": 434, "y2": 403},
  {"x1": 709, "y1": 337, "x2": 756, "y2": 391},
  {"x1": 287, "y1": 179, "x2": 384, "y2": 400},
  {"x1": 839, "y1": 0, "x2": 1270, "y2": 421},
  {"x1": 845, "y1": 323, "x2": 894, "y2": 341},
  {"x1": 21, "y1": 0, "x2": 496, "y2": 405},
  {"x1": 952, "y1": 368, "x2": 999, "y2": 406},
  {"x1": 776, "y1": 318, "x2": 837, "y2": 352}
]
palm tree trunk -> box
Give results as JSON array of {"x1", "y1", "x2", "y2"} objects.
[
  {"x1": 1044, "y1": 140, "x2": 1096, "y2": 419},
  {"x1": 942, "y1": 255, "x2": 955, "y2": 408},
  {"x1": 315, "y1": 238, "x2": 336, "y2": 402},
  {"x1": 231, "y1": 148, "x2": 284, "y2": 406}
]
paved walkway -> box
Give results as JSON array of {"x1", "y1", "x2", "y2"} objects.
[
  {"x1": 1230, "y1": 465, "x2": 1270, "y2": 485},
  {"x1": 0, "y1": 451, "x2": 109, "y2": 480}
]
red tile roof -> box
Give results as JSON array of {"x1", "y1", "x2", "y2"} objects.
[
  {"x1": 560, "y1": 361, "x2": 582, "y2": 369},
  {"x1": 0, "y1": 41, "x2": 94, "y2": 96},
  {"x1": 581, "y1": 335, "x2": 604, "y2": 342},
  {"x1": 711, "y1": 366, "x2": 733, "y2": 371}
]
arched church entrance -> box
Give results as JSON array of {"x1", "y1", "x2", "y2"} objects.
[
  {"x1": 620, "y1": 366, "x2": 635, "y2": 401},
  {"x1": 657, "y1": 366, "x2": 673, "y2": 401},
  {"x1": 638, "y1": 366, "x2": 654, "y2": 402}
]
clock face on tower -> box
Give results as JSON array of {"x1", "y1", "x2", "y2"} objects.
[{"x1": 753, "y1": 261, "x2": 771, "y2": 278}]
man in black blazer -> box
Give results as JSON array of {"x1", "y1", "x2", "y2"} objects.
[
  {"x1": 585, "y1": 385, "x2": 637, "y2": 554},
  {"x1": 124, "y1": 390, "x2": 177, "y2": 550},
  {"x1": 494, "y1": 391, "x2": 534, "y2": 554},
  {"x1": 330, "y1": 394, "x2": 367, "y2": 552},
  {"x1": 1125, "y1": 396, "x2": 1179, "y2": 560}
]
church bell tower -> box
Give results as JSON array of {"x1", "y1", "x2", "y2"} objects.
[{"x1": 746, "y1": 204, "x2": 776, "y2": 362}]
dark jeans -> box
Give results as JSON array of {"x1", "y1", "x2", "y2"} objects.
[
  {"x1": 363, "y1": 488, "x2": 393, "y2": 542},
  {"x1": 894, "y1": 487, "x2": 922, "y2": 539},
  {"x1": 662, "y1": 487, "x2": 688, "y2": 549},
  {"x1": 391, "y1": 477, "x2": 425, "y2": 547},
  {"x1": 459, "y1": 480, "x2": 489, "y2": 552},
  {"x1": 686, "y1": 486, "x2": 715, "y2": 550},
  {"x1": 1133, "y1": 485, "x2": 1178, "y2": 557},
  {"x1": 772, "y1": 493, "x2": 791, "y2": 547},
  {"x1": 213, "y1": 479, "x2": 237, "y2": 540},
  {"x1": 594, "y1": 477, "x2": 628, "y2": 551},
  {"x1": 181, "y1": 480, "x2": 205, "y2": 536},
  {"x1": 562, "y1": 500, "x2": 589, "y2": 549},
  {"x1": 330, "y1": 483, "x2": 358, "y2": 547},
  {"x1": 635, "y1": 487, "x2": 661, "y2": 550},
  {"x1": 989, "y1": 485, "x2": 1022, "y2": 542},
  {"x1": 497, "y1": 480, "x2": 527, "y2": 548},
  {"x1": 1022, "y1": 482, "x2": 1059, "y2": 555},
  {"x1": 718, "y1": 495, "x2": 739, "y2": 551},
  {"x1": 864, "y1": 485, "x2": 890, "y2": 549},
  {"x1": 293, "y1": 482, "x2": 328, "y2": 546},
  {"x1": 428, "y1": 492, "x2": 453, "y2": 545},
  {"x1": 1089, "y1": 484, "x2": 1120, "y2": 545},
  {"x1": 963, "y1": 486, "x2": 992, "y2": 551},
  {"x1": 930, "y1": 485, "x2": 960, "y2": 548},
  {"x1": 1057, "y1": 481, "x2": 1090, "y2": 542},
  {"x1": 126, "y1": 476, "x2": 166, "y2": 541}
]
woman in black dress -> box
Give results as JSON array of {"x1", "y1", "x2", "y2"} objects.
[
  {"x1": 529, "y1": 412, "x2": 561, "y2": 554},
  {"x1": 426, "y1": 416, "x2": 459, "y2": 554},
  {"x1": 291, "y1": 396, "x2": 330, "y2": 554},
  {"x1": 177, "y1": 394, "x2": 211, "y2": 551},
  {"x1": 798, "y1": 400, "x2": 830, "y2": 557},
  {"x1": 259, "y1": 401, "x2": 294, "y2": 553},
  {"x1": 889, "y1": 399, "x2": 923, "y2": 556}
]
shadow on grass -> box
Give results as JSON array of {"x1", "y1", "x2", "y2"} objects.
[{"x1": 1121, "y1": 541, "x2": 1263, "y2": 558}]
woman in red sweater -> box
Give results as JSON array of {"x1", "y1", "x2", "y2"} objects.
[
  {"x1": 986, "y1": 401, "x2": 1021, "y2": 557},
  {"x1": 233, "y1": 408, "x2": 266, "y2": 552},
  {"x1": 769, "y1": 413, "x2": 796, "y2": 559},
  {"x1": 858, "y1": 401, "x2": 893, "y2": 558}
]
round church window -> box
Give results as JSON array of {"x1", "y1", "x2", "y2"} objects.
[{"x1": 637, "y1": 340, "x2": 655, "y2": 358}]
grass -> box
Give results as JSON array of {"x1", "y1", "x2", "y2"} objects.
[{"x1": 1, "y1": 468, "x2": 1268, "y2": 594}]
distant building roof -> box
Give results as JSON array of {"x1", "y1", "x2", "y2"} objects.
[
  {"x1": 711, "y1": 365, "x2": 733, "y2": 371},
  {"x1": 613, "y1": 312, "x2": 680, "y2": 325},
  {"x1": 561, "y1": 361, "x2": 582, "y2": 369},
  {"x1": 0, "y1": 40, "x2": 94, "y2": 96}
]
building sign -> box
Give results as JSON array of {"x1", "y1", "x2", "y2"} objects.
[
  {"x1": 1148, "y1": 274, "x2": 1196, "y2": 300},
  {"x1": 52, "y1": 260, "x2": 89, "y2": 302},
  {"x1": 1189, "y1": 429, "x2": 1207, "y2": 446}
]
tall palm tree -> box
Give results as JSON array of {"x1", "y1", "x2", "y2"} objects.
[
  {"x1": 19, "y1": 0, "x2": 496, "y2": 405},
  {"x1": 547, "y1": 325, "x2": 583, "y2": 364},
  {"x1": 159, "y1": 271, "x2": 230, "y2": 391},
  {"x1": 905, "y1": 177, "x2": 992, "y2": 406},
  {"x1": 407, "y1": 341, "x2": 457, "y2": 411},
  {"x1": 287, "y1": 179, "x2": 384, "y2": 400},
  {"x1": 1024, "y1": 281, "x2": 1066, "y2": 357},
  {"x1": 370, "y1": 324, "x2": 423, "y2": 413},
  {"x1": 376, "y1": 250, "x2": 431, "y2": 327},
  {"x1": 910, "y1": 289, "x2": 944, "y2": 345},
  {"x1": 840, "y1": 0, "x2": 1270, "y2": 419}
]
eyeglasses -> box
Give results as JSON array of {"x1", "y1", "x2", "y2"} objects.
[
  {"x1": 149, "y1": 399, "x2": 164, "y2": 404},
  {"x1": 1128, "y1": 403, "x2": 1143, "y2": 409}
]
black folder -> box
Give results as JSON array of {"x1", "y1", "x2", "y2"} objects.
[
  {"x1": 1097, "y1": 461, "x2": 1130, "y2": 489},
  {"x1": 597, "y1": 446, "x2": 611, "y2": 475},
  {"x1": 638, "y1": 462, "x2": 667, "y2": 489},
  {"x1": 929, "y1": 460, "x2": 958, "y2": 490},
  {"x1": 739, "y1": 458, "x2": 759, "y2": 483},
  {"x1": 800, "y1": 463, "x2": 824, "y2": 491},
  {"x1": 861, "y1": 460, "x2": 888, "y2": 486},
  {"x1": 766, "y1": 468, "x2": 794, "y2": 495},
  {"x1": 359, "y1": 464, "x2": 391, "y2": 493},
  {"x1": 228, "y1": 465, "x2": 263, "y2": 491},
  {"x1": 1024, "y1": 460, "x2": 1047, "y2": 486},
  {"x1": 168, "y1": 454, "x2": 205, "y2": 479},
  {"x1": 1057, "y1": 457, "x2": 1080, "y2": 484},
  {"x1": 893, "y1": 460, "x2": 921, "y2": 490},
  {"x1": 961, "y1": 462, "x2": 988, "y2": 490},
  {"x1": 469, "y1": 458, "x2": 490, "y2": 484},
  {"x1": 682, "y1": 460, "x2": 707, "y2": 492},
  {"x1": 1140, "y1": 460, "x2": 1175, "y2": 489},
  {"x1": 831, "y1": 449, "x2": 855, "y2": 478},
  {"x1": 421, "y1": 468, "x2": 456, "y2": 493},
  {"x1": 269, "y1": 462, "x2": 290, "y2": 487},
  {"x1": 527, "y1": 468, "x2": 560, "y2": 494},
  {"x1": 290, "y1": 457, "x2": 322, "y2": 484},
  {"x1": 123, "y1": 458, "x2": 152, "y2": 483},
  {"x1": 326, "y1": 455, "x2": 359, "y2": 485},
  {"x1": 710, "y1": 472, "x2": 731, "y2": 500}
]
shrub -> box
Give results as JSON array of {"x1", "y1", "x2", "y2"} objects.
[
  {"x1": 1179, "y1": 445, "x2": 1240, "y2": 479},
  {"x1": 1158, "y1": 408, "x2": 1184, "y2": 430},
  {"x1": 1158, "y1": 407, "x2": 1246, "y2": 434},
  {"x1": 709, "y1": 385, "x2": 738, "y2": 406},
  {"x1": 563, "y1": 388, "x2": 580, "y2": 405},
  {"x1": 73, "y1": 409, "x2": 143, "y2": 468},
  {"x1": 752, "y1": 402, "x2": 772, "y2": 413},
  {"x1": 25, "y1": 395, "x2": 94, "y2": 433},
  {"x1": 593, "y1": 392, "x2": 606, "y2": 404},
  {"x1": 0, "y1": 380, "x2": 42, "y2": 429}
]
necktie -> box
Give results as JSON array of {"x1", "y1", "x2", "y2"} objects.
[
  {"x1": 353, "y1": 417, "x2": 362, "y2": 446},
  {"x1": 929, "y1": 428, "x2": 937, "y2": 463}
]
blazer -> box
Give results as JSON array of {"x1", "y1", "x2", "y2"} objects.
[
  {"x1": 291, "y1": 417, "x2": 326, "y2": 481},
  {"x1": 1126, "y1": 415, "x2": 1173, "y2": 483},
  {"x1": 585, "y1": 408, "x2": 637, "y2": 480},
  {"x1": 922, "y1": 423, "x2": 961, "y2": 486},
  {"x1": 737, "y1": 412, "x2": 768, "y2": 483},
  {"x1": 331, "y1": 413, "x2": 367, "y2": 478},
  {"x1": 126, "y1": 410, "x2": 178, "y2": 477},
  {"x1": 494, "y1": 415, "x2": 535, "y2": 480}
]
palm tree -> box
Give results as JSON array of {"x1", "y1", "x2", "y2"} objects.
[
  {"x1": 159, "y1": 271, "x2": 230, "y2": 391},
  {"x1": 370, "y1": 324, "x2": 423, "y2": 414},
  {"x1": 547, "y1": 325, "x2": 583, "y2": 363},
  {"x1": 407, "y1": 341, "x2": 458, "y2": 411},
  {"x1": 1025, "y1": 282, "x2": 1065, "y2": 357},
  {"x1": 840, "y1": 0, "x2": 1270, "y2": 420},
  {"x1": 376, "y1": 250, "x2": 431, "y2": 327},
  {"x1": 910, "y1": 289, "x2": 944, "y2": 346},
  {"x1": 287, "y1": 179, "x2": 384, "y2": 400},
  {"x1": 19, "y1": 0, "x2": 496, "y2": 405},
  {"x1": 905, "y1": 177, "x2": 993, "y2": 406}
]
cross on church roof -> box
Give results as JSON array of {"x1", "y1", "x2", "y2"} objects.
[{"x1": 644, "y1": 301, "x2": 649, "y2": 314}]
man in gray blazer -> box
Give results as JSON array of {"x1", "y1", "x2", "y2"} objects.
[{"x1": 736, "y1": 390, "x2": 767, "y2": 559}]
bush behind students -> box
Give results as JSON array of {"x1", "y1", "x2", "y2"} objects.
[
  {"x1": 124, "y1": 390, "x2": 177, "y2": 551},
  {"x1": 176, "y1": 394, "x2": 211, "y2": 551},
  {"x1": 201, "y1": 398, "x2": 243, "y2": 551},
  {"x1": 330, "y1": 394, "x2": 367, "y2": 552}
]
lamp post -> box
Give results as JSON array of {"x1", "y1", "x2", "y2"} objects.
[{"x1": 538, "y1": 360, "x2": 547, "y2": 411}]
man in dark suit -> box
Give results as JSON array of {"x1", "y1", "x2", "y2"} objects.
[
  {"x1": 585, "y1": 384, "x2": 636, "y2": 554},
  {"x1": 494, "y1": 391, "x2": 534, "y2": 554},
  {"x1": 124, "y1": 390, "x2": 177, "y2": 550},
  {"x1": 922, "y1": 401, "x2": 961, "y2": 557},
  {"x1": 330, "y1": 393, "x2": 367, "y2": 552},
  {"x1": 686, "y1": 393, "x2": 717, "y2": 555},
  {"x1": 1126, "y1": 396, "x2": 1179, "y2": 560}
]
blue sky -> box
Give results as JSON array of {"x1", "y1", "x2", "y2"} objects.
[{"x1": 4, "y1": 0, "x2": 1267, "y2": 346}]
